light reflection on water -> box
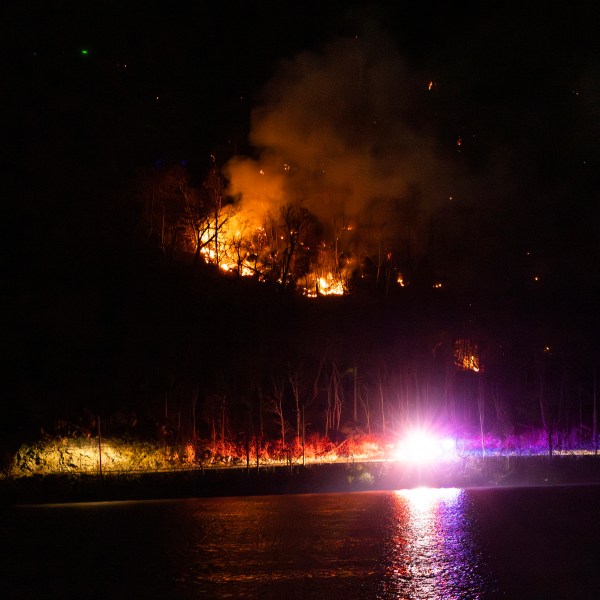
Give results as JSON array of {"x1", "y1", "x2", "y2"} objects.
[
  {"x1": 173, "y1": 493, "x2": 386, "y2": 597},
  {"x1": 171, "y1": 489, "x2": 496, "y2": 598},
  {"x1": 5, "y1": 486, "x2": 600, "y2": 598},
  {"x1": 378, "y1": 487, "x2": 492, "y2": 599}
]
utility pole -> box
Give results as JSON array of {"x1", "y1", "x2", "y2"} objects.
[
  {"x1": 353, "y1": 365, "x2": 358, "y2": 422},
  {"x1": 302, "y1": 405, "x2": 305, "y2": 467},
  {"x1": 97, "y1": 415, "x2": 103, "y2": 478},
  {"x1": 594, "y1": 370, "x2": 598, "y2": 456}
]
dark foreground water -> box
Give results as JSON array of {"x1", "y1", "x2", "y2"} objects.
[{"x1": 1, "y1": 485, "x2": 599, "y2": 599}]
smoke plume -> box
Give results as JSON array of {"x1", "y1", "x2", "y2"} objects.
[{"x1": 225, "y1": 20, "x2": 460, "y2": 266}]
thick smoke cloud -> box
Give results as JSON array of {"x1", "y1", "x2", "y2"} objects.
[{"x1": 225, "y1": 22, "x2": 458, "y2": 256}]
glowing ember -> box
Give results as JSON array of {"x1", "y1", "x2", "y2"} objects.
[
  {"x1": 318, "y1": 273, "x2": 345, "y2": 296},
  {"x1": 454, "y1": 339, "x2": 482, "y2": 372}
]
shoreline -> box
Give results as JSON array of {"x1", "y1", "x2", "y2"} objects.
[{"x1": 2, "y1": 455, "x2": 600, "y2": 505}]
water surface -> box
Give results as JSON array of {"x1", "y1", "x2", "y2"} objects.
[{"x1": 2, "y1": 485, "x2": 598, "y2": 598}]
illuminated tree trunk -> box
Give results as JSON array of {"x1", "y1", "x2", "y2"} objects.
[
  {"x1": 333, "y1": 364, "x2": 343, "y2": 432},
  {"x1": 210, "y1": 399, "x2": 217, "y2": 450},
  {"x1": 257, "y1": 385, "x2": 265, "y2": 440},
  {"x1": 288, "y1": 365, "x2": 301, "y2": 445},
  {"x1": 385, "y1": 254, "x2": 393, "y2": 296},
  {"x1": 220, "y1": 396, "x2": 227, "y2": 448},
  {"x1": 311, "y1": 354, "x2": 326, "y2": 434},
  {"x1": 272, "y1": 377, "x2": 286, "y2": 446},
  {"x1": 325, "y1": 363, "x2": 343, "y2": 436},
  {"x1": 379, "y1": 374, "x2": 386, "y2": 435},
  {"x1": 593, "y1": 370, "x2": 598, "y2": 456},
  {"x1": 280, "y1": 202, "x2": 309, "y2": 289},
  {"x1": 97, "y1": 415, "x2": 102, "y2": 477},
  {"x1": 194, "y1": 231, "x2": 202, "y2": 265},
  {"x1": 214, "y1": 204, "x2": 220, "y2": 267},
  {"x1": 353, "y1": 365, "x2": 358, "y2": 422},
  {"x1": 375, "y1": 243, "x2": 383, "y2": 289},
  {"x1": 245, "y1": 434, "x2": 250, "y2": 473},
  {"x1": 539, "y1": 379, "x2": 554, "y2": 458},
  {"x1": 204, "y1": 155, "x2": 225, "y2": 267},
  {"x1": 192, "y1": 386, "x2": 198, "y2": 441},
  {"x1": 478, "y1": 379, "x2": 486, "y2": 459},
  {"x1": 326, "y1": 371, "x2": 333, "y2": 437},
  {"x1": 161, "y1": 204, "x2": 166, "y2": 254},
  {"x1": 444, "y1": 367, "x2": 456, "y2": 431},
  {"x1": 361, "y1": 388, "x2": 371, "y2": 435},
  {"x1": 302, "y1": 405, "x2": 306, "y2": 466}
]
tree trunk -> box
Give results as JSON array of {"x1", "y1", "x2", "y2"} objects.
[
  {"x1": 288, "y1": 366, "x2": 301, "y2": 445},
  {"x1": 478, "y1": 379, "x2": 485, "y2": 459},
  {"x1": 593, "y1": 370, "x2": 598, "y2": 456},
  {"x1": 379, "y1": 375, "x2": 386, "y2": 435},
  {"x1": 353, "y1": 365, "x2": 358, "y2": 422}
]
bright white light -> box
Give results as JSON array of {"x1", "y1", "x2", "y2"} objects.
[
  {"x1": 394, "y1": 430, "x2": 456, "y2": 463},
  {"x1": 397, "y1": 486, "x2": 461, "y2": 511}
]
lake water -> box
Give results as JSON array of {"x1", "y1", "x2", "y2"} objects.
[{"x1": 1, "y1": 485, "x2": 599, "y2": 599}]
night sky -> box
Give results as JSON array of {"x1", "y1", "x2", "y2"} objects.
[
  {"x1": 5, "y1": 1, "x2": 600, "y2": 440},
  {"x1": 9, "y1": 1, "x2": 599, "y2": 281}
]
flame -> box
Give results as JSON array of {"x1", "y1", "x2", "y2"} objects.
[
  {"x1": 454, "y1": 339, "x2": 482, "y2": 373},
  {"x1": 193, "y1": 215, "x2": 349, "y2": 295},
  {"x1": 301, "y1": 271, "x2": 346, "y2": 298},
  {"x1": 460, "y1": 355, "x2": 480, "y2": 372},
  {"x1": 318, "y1": 273, "x2": 345, "y2": 296}
]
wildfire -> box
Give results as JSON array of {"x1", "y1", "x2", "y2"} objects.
[
  {"x1": 302, "y1": 272, "x2": 346, "y2": 298},
  {"x1": 146, "y1": 161, "x2": 415, "y2": 298},
  {"x1": 454, "y1": 339, "x2": 482, "y2": 373},
  {"x1": 318, "y1": 274, "x2": 345, "y2": 296}
]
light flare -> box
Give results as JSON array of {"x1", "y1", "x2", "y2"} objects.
[{"x1": 394, "y1": 430, "x2": 456, "y2": 463}]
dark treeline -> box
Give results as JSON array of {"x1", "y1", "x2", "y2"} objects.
[
  {"x1": 7, "y1": 97, "x2": 600, "y2": 460},
  {"x1": 6, "y1": 170, "x2": 600, "y2": 460},
  {"x1": 6, "y1": 1, "x2": 600, "y2": 463}
]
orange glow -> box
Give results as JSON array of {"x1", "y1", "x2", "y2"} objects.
[
  {"x1": 302, "y1": 271, "x2": 346, "y2": 298},
  {"x1": 318, "y1": 274, "x2": 344, "y2": 295},
  {"x1": 454, "y1": 339, "x2": 482, "y2": 373}
]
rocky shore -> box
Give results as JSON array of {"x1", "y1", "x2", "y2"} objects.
[{"x1": 2, "y1": 455, "x2": 600, "y2": 505}]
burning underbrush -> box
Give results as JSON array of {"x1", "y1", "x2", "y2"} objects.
[
  {"x1": 5, "y1": 430, "x2": 597, "y2": 479},
  {"x1": 6, "y1": 434, "x2": 388, "y2": 477}
]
